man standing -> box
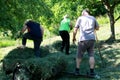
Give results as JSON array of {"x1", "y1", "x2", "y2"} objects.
[
  {"x1": 73, "y1": 9, "x2": 99, "y2": 76},
  {"x1": 18, "y1": 19, "x2": 44, "y2": 57},
  {"x1": 59, "y1": 14, "x2": 72, "y2": 55}
]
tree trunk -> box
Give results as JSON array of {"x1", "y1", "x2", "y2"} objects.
[
  {"x1": 101, "y1": 0, "x2": 117, "y2": 42},
  {"x1": 108, "y1": 13, "x2": 116, "y2": 41}
]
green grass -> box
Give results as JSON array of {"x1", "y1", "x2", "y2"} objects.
[
  {"x1": 0, "y1": 39, "x2": 16, "y2": 48},
  {"x1": 0, "y1": 17, "x2": 120, "y2": 80}
]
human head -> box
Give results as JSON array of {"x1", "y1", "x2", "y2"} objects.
[
  {"x1": 82, "y1": 9, "x2": 90, "y2": 16},
  {"x1": 63, "y1": 14, "x2": 69, "y2": 19},
  {"x1": 24, "y1": 19, "x2": 33, "y2": 25}
]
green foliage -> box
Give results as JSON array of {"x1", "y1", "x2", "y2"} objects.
[
  {"x1": 0, "y1": 0, "x2": 53, "y2": 37},
  {"x1": 97, "y1": 15, "x2": 109, "y2": 25},
  {"x1": 114, "y1": 4, "x2": 120, "y2": 19},
  {"x1": 1, "y1": 0, "x2": 120, "y2": 38}
]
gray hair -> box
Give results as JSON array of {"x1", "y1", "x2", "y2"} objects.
[
  {"x1": 24, "y1": 19, "x2": 32, "y2": 24},
  {"x1": 82, "y1": 9, "x2": 90, "y2": 15}
]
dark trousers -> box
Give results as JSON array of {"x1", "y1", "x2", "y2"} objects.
[
  {"x1": 59, "y1": 31, "x2": 70, "y2": 54},
  {"x1": 22, "y1": 33, "x2": 42, "y2": 57}
]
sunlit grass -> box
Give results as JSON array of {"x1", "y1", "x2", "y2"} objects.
[
  {"x1": 0, "y1": 39, "x2": 15, "y2": 48},
  {"x1": 96, "y1": 16, "x2": 120, "y2": 41}
]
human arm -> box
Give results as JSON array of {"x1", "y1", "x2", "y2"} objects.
[
  {"x1": 21, "y1": 25, "x2": 27, "y2": 33},
  {"x1": 73, "y1": 27, "x2": 78, "y2": 43},
  {"x1": 69, "y1": 22, "x2": 73, "y2": 30},
  {"x1": 94, "y1": 19, "x2": 99, "y2": 31},
  {"x1": 40, "y1": 26, "x2": 44, "y2": 36},
  {"x1": 94, "y1": 20, "x2": 99, "y2": 41},
  {"x1": 14, "y1": 25, "x2": 27, "y2": 39},
  {"x1": 95, "y1": 26, "x2": 99, "y2": 30},
  {"x1": 73, "y1": 17, "x2": 80, "y2": 43}
]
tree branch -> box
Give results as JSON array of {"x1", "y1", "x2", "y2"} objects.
[
  {"x1": 115, "y1": 15, "x2": 120, "y2": 22},
  {"x1": 101, "y1": 0, "x2": 110, "y2": 11},
  {"x1": 112, "y1": 1, "x2": 120, "y2": 9}
]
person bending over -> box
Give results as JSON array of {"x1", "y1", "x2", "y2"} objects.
[{"x1": 18, "y1": 19, "x2": 44, "y2": 57}]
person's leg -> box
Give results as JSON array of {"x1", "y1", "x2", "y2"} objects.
[
  {"x1": 87, "y1": 40, "x2": 95, "y2": 75},
  {"x1": 75, "y1": 58, "x2": 81, "y2": 75},
  {"x1": 33, "y1": 39, "x2": 42, "y2": 57},
  {"x1": 89, "y1": 57, "x2": 95, "y2": 74},
  {"x1": 75, "y1": 41, "x2": 86, "y2": 75},
  {"x1": 59, "y1": 31, "x2": 65, "y2": 52},
  {"x1": 65, "y1": 32, "x2": 70, "y2": 55},
  {"x1": 20, "y1": 33, "x2": 32, "y2": 48}
]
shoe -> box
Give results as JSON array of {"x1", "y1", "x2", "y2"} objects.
[
  {"x1": 74, "y1": 69, "x2": 80, "y2": 75},
  {"x1": 87, "y1": 71, "x2": 100, "y2": 79},
  {"x1": 87, "y1": 72, "x2": 96, "y2": 77},
  {"x1": 90, "y1": 72, "x2": 96, "y2": 77},
  {"x1": 66, "y1": 52, "x2": 69, "y2": 55},
  {"x1": 90, "y1": 72, "x2": 100, "y2": 79},
  {"x1": 60, "y1": 46, "x2": 64, "y2": 52},
  {"x1": 17, "y1": 46, "x2": 26, "y2": 49}
]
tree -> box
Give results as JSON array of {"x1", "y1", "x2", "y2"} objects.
[
  {"x1": 0, "y1": 0, "x2": 52, "y2": 37},
  {"x1": 78, "y1": 0, "x2": 120, "y2": 41},
  {"x1": 101, "y1": 0, "x2": 120, "y2": 41}
]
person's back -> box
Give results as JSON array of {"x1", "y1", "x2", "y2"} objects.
[
  {"x1": 25, "y1": 21, "x2": 42, "y2": 39},
  {"x1": 59, "y1": 14, "x2": 71, "y2": 55},
  {"x1": 77, "y1": 15, "x2": 97, "y2": 41},
  {"x1": 18, "y1": 19, "x2": 44, "y2": 57},
  {"x1": 59, "y1": 17, "x2": 70, "y2": 32}
]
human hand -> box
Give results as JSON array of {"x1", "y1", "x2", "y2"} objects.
[
  {"x1": 14, "y1": 31, "x2": 23, "y2": 40},
  {"x1": 72, "y1": 38, "x2": 76, "y2": 44}
]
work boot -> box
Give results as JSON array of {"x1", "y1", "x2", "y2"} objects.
[
  {"x1": 88, "y1": 72, "x2": 100, "y2": 79},
  {"x1": 74, "y1": 68, "x2": 80, "y2": 75},
  {"x1": 66, "y1": 52, "x2": 69, "y2": 55},
  {"x1": 17, "y1": 45, "x2": 26, "y2": 49},
  {"x1": 90, "y1": 72, "x2": 96, "y2": 77},
  {"x1": 60, "y1": 47, "x2": 64, "y2": 52},
  {"x1": 35, "y1": 51, "x2": 41, "y2": 58}
]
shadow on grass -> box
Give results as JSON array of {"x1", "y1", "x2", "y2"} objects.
[{"x1": 93, "y1": 39, "x2": 120, "y2": 79}]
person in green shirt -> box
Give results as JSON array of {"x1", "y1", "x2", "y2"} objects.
[{"x1": 59, "y1": 14, "x2": 72, "y2": 55}]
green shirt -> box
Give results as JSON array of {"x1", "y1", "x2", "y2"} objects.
[{"x1": 59, "y1": 18, "x2": 70, "y2": 32}]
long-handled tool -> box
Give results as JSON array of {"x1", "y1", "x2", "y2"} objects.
[{"x1": 95, "y1": 31, "x2": 105, "y2": 67}]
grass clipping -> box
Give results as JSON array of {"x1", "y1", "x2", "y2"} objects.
[{"x1": 3, "y1": 48, "x2": 67, "y2": 80}]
